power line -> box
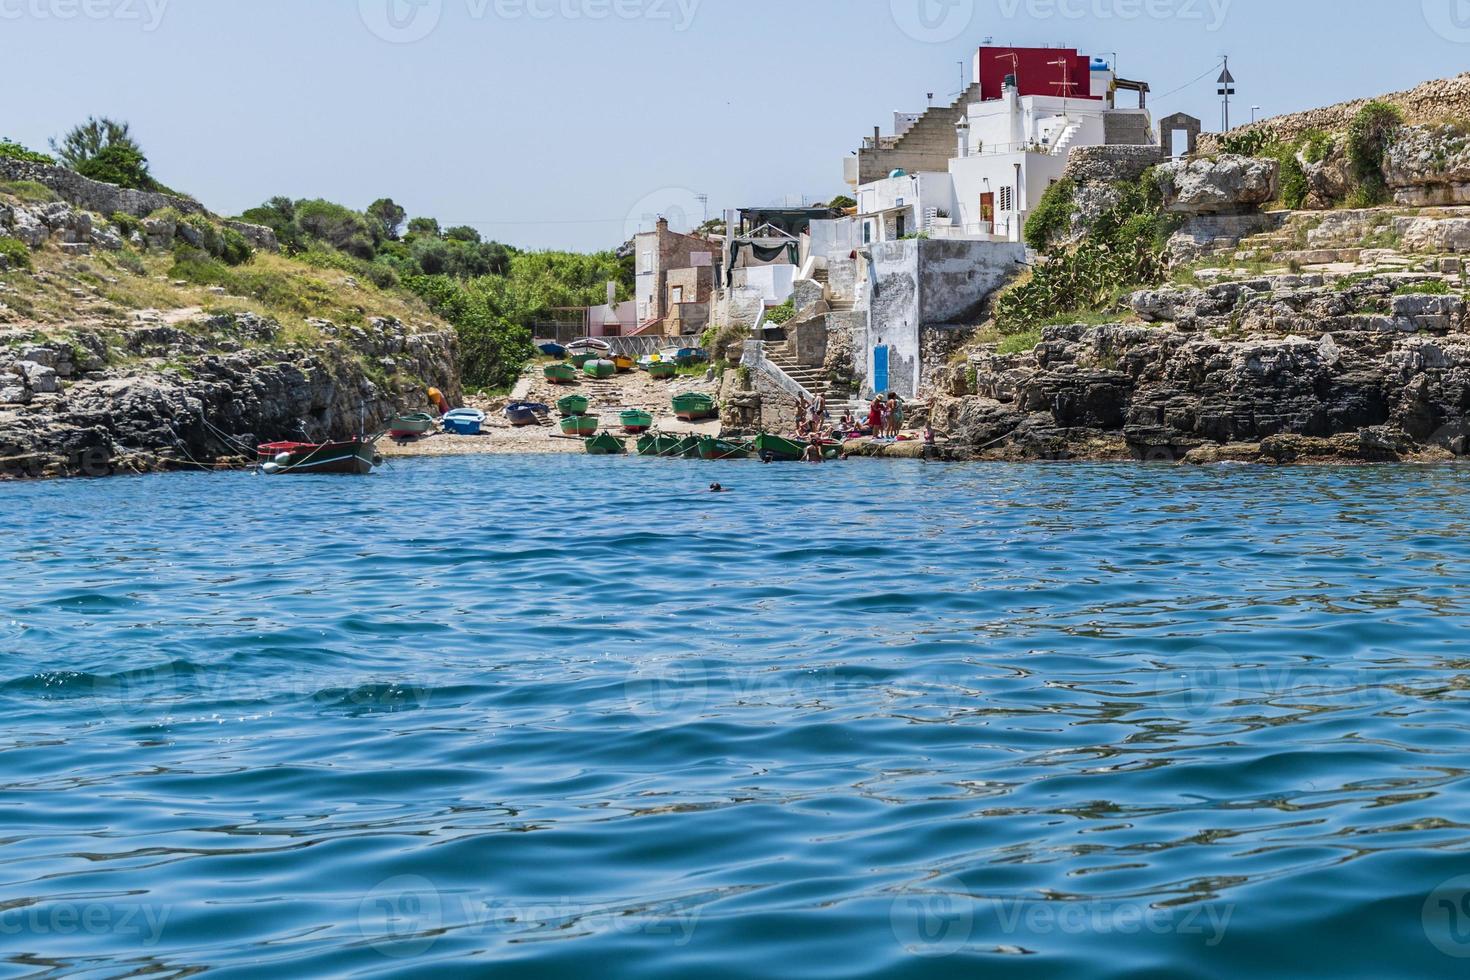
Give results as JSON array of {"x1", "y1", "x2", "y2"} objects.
[{"x1": 1155, "y1": 63, "x2": 1222, "y2": 101}]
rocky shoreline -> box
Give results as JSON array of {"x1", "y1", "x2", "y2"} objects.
[
  {"x1": 0, "y1": 313, "x2": 460, "y2": 478},
  {"x1": 930, "y1": 273, "x2": 1470, "y2": 466}
]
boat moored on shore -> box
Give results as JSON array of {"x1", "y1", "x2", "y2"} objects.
[
  {"x1": 584, "y1": 433, "x2": 627, "y2": 455},
  {"x1": 258, "y1": 437, "x2": 382, "y2": 475},
  {"x1": 620, "y1": 410, "x2": 653, "y2": 434},
  {"x1": 672, "y1": 392, "x2": 717, "y2": 421}
]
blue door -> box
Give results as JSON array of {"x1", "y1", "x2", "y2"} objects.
[{"x1": 872, "y1": 345, "x2": 889, "y2": 395}]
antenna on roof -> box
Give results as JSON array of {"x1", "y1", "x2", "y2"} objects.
[{"x1": 1048, "y1": 56, "x2": 1076, "y2": 97}]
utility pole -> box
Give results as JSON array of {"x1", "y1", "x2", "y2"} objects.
[{"x1": 1217, "y1": 56, "x2": 1236, "y2": 132}]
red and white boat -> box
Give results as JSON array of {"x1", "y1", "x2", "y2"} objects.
[{"x1": 257, "y1": 437, "x2": 382, "y2": 476}]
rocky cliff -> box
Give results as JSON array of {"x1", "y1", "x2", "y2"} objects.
[
  {"x1": 0, "y1": 174, "x2": 461, "y2": 478},
  {"x1": 936, "y1": 275, "x2": 1470, "y2": 465},
  {"x1": 0, "y1": 314, "x2": 461, "y2": 478}
]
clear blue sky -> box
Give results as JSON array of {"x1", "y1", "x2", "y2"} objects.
[{"x1": 6, "y1": 0, "x2": 1468, "y2": 251}]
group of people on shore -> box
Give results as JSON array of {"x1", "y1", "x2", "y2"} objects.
[{"x1": 833, "y1": 393, "x2": 905, "y2": 441}]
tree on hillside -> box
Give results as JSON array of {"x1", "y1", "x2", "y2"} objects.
[
  {"x1": 51, "y1": 117, "x2": 159, "y2": 191},
  {"x1": 407, "y1": 217, "x2": 441, "y2": 238},
  {"x1": 444, "y1": 225, "x2": 482, "y2": 244},
  {"x1": 295, "y1": 199, "x2": 377, "y2": 259},
  {"x1": 367, "y1": 198, "x2": 408, "y2": 241},
  {"x1": 51, "y1": 117, "x2": 135, "y2": 168}
]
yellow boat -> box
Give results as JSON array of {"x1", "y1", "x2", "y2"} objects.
[{"x1": 612, "y1": 354, "x2": 635, "y2": 373}]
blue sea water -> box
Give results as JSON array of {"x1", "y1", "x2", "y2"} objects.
[{"x1": 4, "y1": 455, "x2": 1470, "y2": 978}]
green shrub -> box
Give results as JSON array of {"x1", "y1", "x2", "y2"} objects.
[
  {"x1": 111, "y1": 211, "x2": 143, "y2": 239},
  {"x1": 764, "y1": 298, "x2": 796, "y2": 325},
  {"x1": 1025, "y1": 178, "x2": 1075, "y2": 251},
  {"x1": 996, "y1": 329, "x2": 1042, "y2": 355},
  {"x1": 1394, "y1": 279, "x2": 1452, "y2": 296},
  {"x1": 0, "y1": 139, "x2": 52, "y2": 165},
  {"x1": 1301, "y1": 129, "x2": 1335, "y2": 164},
  {"x1": 0, "y1": 236, "x2": 31, "y2": 270},
  {"x1": 1219, "y1": 130, "x2": 1272, "y2": 156},
  {"x1": 75, "y1": 142, "x2": 158, "y2": 191},
  {"x1": 1279, "y1": 152, "x2": 1309, "y2": 209},
  {"x1": 1347, "y1": 101, "x2": 1403, "y2": 206},
  {"x1": 0, "y1": 180, "x2": 58, "y2": 203},
  {"x1": 219, "y1": 228, "x2": 253, "y2": 267}
]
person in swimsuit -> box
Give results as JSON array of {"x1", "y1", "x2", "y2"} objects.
[
  {"x1": 889, "y1": 394, "x2": 904, "y2": 439},
  {"x1": 802, "y1": 439, "x2": 824, "y2": 463}
]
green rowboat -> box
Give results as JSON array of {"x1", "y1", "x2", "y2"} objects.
[
  {"x1": 620, "y1": 409, "x2": 654, "y2": 434},
  {"x1": 557, "y1": 394, "x2": 590, "y2": 416},
  {"x1": 584, "y1": 359, "x2": 616, "y2": 379},
  {"x1": 636, "y1": 433, "x2": 685, "y2": 457},
  {"x1": 671, "y1": 435, "x2": 703, "y2": 459},
  {"x1": 560, "y1": 415, "x2": 599, "y2": 437},
  {"x1": 647, "y1": 361, "x2": 677, "y2": 380},
  {"x1": 753, "y1": 433, "x2": 842, "y2": 462},
  {"x1": 569, "y1": 351, "x2": 596, "y2": 368},
  {"x1": 544, "y1": 363, "x2": 577, "y2": 385},
  {"x1": 672, "y1": 392, "x2": 717, "y2": 421},
  {"x1": 585, "y1": 433, "x2": 626, "y2": 455},
  {"x1": 698, "y1": 436, "x2": 753, "y2": 460}
]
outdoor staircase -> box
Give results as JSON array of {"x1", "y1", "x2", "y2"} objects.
[
  {"x1": 1051, "y1": 120, "x2": 1083, "y2": 157},
  {"x1": 763, "y1": 341, "x2": 866, "y2": 424}
]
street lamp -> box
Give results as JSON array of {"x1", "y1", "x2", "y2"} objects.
[{"x1": 1251, "y1": 105, "x2": 1262, "y2": 123}]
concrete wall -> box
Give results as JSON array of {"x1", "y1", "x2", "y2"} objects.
[
  {"x1": 864, "y1": 238, "x2": 1026, "y2": 398},
  {"x1": 738, "y1": 265, "x2": 796, "y2": 305}
]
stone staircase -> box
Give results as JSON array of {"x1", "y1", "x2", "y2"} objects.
[
  {"x1": 855, "y1": 83, "x2": 982, "y2": 186},
  {"x1": 763, "y1": 341, "x2": 865, "y2": 423}
]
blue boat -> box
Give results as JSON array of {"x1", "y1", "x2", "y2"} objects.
[
  {"x1": 504, "y1": 402, "x2": 548, "y2": 428},
  {"x1": 442, "y1": 408, "x2": 487, "y2": 436},
  {"x1": 539, "y1": 342, "x2": 568, "y2": 358},
  {"x1": 675, "y1": 347, "x2": 709, "y2": 367}
]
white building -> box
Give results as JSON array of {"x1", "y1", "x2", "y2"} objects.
[{"x1": 851, "y1": 47, "x2": 1154, "y2": 245}]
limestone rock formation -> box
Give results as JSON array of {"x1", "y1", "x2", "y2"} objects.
[
  {"x1": 939, "y1": 275, "x2": 1470, "y2": 464},
  {"x1": 1156, "y1": 155, "x2": 1280, "y2": 215},
  {"x1": 1384, "y1": 124, "x2": 1470, "y2": 206}
]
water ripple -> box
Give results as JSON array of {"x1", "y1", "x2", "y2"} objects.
[{"x1": 2, "y1": 459, "x2": 1470, "y2": 975}]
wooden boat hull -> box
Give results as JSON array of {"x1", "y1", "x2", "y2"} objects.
[
  {"x1": 560, "y1": 416, "x2": 599, "y2": 437},
  {"x1": 585, "y1": 434, "x2": 627, "y2": 456},
  {"x1": 584, "y1": 360, "x2": 616, "y2": 379},
  {"x1": 388, "y1": 413, "x2": 435, "y2": 438},
  {"x1": 672, "y1": 395, "x2": 717, "y2": 421},
  {"x1": 753, "y1": 434, "x2": 841, "y2": 462},
  {"x1": 569, "y1": 352, "x2": 596, "y2": 369},
  {"x1": 612, "y1": 355, "x2": 635, "y2": 373},
  {"x1": 698, "y1": 437, "x2": 753, "y2": 460},
  {"x1": 258, "y1": 439, "x2": 379, "y2": 475},
  {"x1": 544, "y1": 364, "x2": 577, "y2": 385},
  {"x1": 557, "y1": 395, "x2": 590, "y2": 416},
  {"x1": 672, "y1": 436, "x2": 703, "y2": 459},
  {"x1": 636, "y1": 433, "x2": 685, "y2": 457},
  {"x1": 504, "y1": 403, "x2": 546, "y2": 428},
  {"x1": 620, "y1": 411, "x2": 654, "y2": 434},
  {"x1": 539, "y1": 343, "x2": 568, "y2": 358},
  {"x1": 647, "y1": 362, "x2": 677, "y2": 380}
]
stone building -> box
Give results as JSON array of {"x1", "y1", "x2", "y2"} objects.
[{"x1": 633, "y1": 218, "x2": 717, "y2": 334}]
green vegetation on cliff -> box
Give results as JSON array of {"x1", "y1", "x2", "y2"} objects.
[{"x1": 236, "y1": 194, "x2": 632, "y2": 391}]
